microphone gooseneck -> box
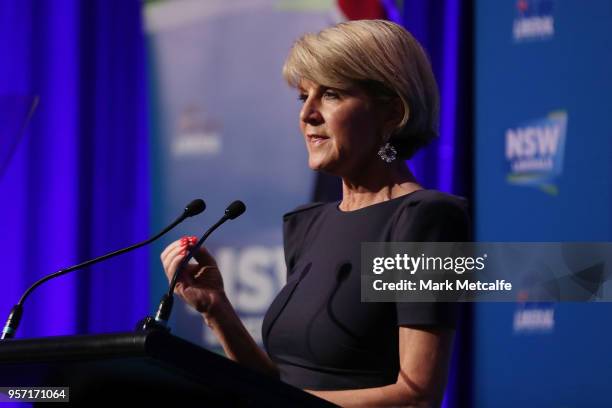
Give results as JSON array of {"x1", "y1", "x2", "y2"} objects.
[
  {"x1": 145, "y1": 200, "x2": 246, "y2": 331},
  {"x1": 0, "y1": 199, "x2": 206, "y2": 340}
]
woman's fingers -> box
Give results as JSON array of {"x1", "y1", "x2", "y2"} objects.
[
  {"x1": 173, "y1": 268, "x2": 212, "y2": 312},
  {"x1": 192, "y1": 245, "x2": 218, "y2": 267},
  {"x1": 162, "y1": 238, "x2": 217, "y2": 270},
  {"x1": 160, "y1": 239, "x2": 182, "y2": 265},
  {"x1": 174, "y1": 281, "x2": 183, "y2": 296},
  {"x1": 162, "y1": 244, "x2": 185, "y2": 281},
  {"x1": 161, "y1": 236, "x2": 221, "y2": 295},
  {"x1": 161, "y1": 236, "x2": 197, "y2": 265},
  {"x1": 167, "y1": 251, "x2": 196, "y2": 286},
  {"x1": 159, "y1": 237, "x2": 223, "y2": 313},
  {"x1": 161, "y1": 237, "x2": 195, "y2": 274}
]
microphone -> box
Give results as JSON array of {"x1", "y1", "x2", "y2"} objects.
[
  {"x1": 139, "y1": 200, "x2": 246, "y2": 331},
  {"x1": 225, "y1": 200, "x2": 246, "y2": 219},
  {"x1": 0, "y1": 199, "x2": 206, "y2": 340}
]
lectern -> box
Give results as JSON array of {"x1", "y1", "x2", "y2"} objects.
[{"x1": 0, "y1": 330, "x2": 335, "y2": 406}]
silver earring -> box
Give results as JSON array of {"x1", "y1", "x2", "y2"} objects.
[{"x1": 378, "y1": 142, "x2": 397, "y2": 163}]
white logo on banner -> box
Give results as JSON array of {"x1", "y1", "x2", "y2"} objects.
[
  {"x1": 513, "y1": 0, "x2": 555, "y2": 41},
  {"x1": 505, "y1": 111, "x2": 567, "y2": 195},
  {"x1": 513, "y1": 305, "x2": 555, "y2": 333},
  {"x1": 173, "y1": 105, "x2": 222, "y2": 157}
]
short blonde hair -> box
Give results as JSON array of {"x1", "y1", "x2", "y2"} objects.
[{"x1": 283, "y1": 19, "x2": 439, "y2": 159}]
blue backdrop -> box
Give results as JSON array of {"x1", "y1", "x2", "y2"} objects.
[{"x1": 474, "y1": 0, "x2": 612, "y2": 406}]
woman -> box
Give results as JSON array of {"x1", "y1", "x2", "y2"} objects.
[{"x1": 161, "y1": 20, "x2": 469, "y2": 407}]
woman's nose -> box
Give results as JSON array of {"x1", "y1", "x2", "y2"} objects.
[{"x1": 300, "y1": 100, "x2": 323, "y2": 125}]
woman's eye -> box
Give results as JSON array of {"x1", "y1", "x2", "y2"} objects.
[
  {"x1": 323, "y1": 90, "x2": 339, "y2": 100},
  {"x1": 297, "y1": 93, "x2": 308, "y2": 102}
]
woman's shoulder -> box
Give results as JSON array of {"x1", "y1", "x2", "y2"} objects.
[
  {"x1": 392, "y1": 189, "x2": 471, "y2": 241},
  {"x1": 281, "y1": 202, "x2": 330, "y2": 246},
  {"x1": 282, "y1": 201, "x2": 328, "y2": 222},
  {"x1": 377, "y1": 189, "x2": 468, "y2": 221},
  {"x1": 281, "y1": 202, "x2": 331, "y2": 272},
  {"x1": 401, "y1": 189, "x2": 468, "y2": 212},
  {"x1": 281, "y1": 190, "x2": 468, "y2": 220}
]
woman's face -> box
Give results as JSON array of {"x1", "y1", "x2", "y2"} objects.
[{"x1": 297, "y1": 79, "x2": 384, "y2": 176}]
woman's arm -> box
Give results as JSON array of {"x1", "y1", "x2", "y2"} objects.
[
  {"x1": 305, "y1": 326, "x2": 455, "y2": 407},
  {"x1": 203, "y1": 292, "x2": 280, "y2": 378},
  {"x1": 161, "y1": 238, "x2": 279, "y2": 378}
]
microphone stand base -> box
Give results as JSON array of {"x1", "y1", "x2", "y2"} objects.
[{"x1": 135, "y1": 316, "x2": 170, "y2": 333}]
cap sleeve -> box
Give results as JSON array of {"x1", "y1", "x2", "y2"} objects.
[
  {"x1": 392, "y1": 192, "x2": 471, "y2": 328},
  {"x1": 391, "y1": 192, "x2": 471, "y2": 242},
  {"x1": 282, "y1": 202, "x2": 325, "y2": 280}
]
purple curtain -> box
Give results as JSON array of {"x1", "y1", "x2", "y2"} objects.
[{"x1": 0, "y1": 0, "x2": 150, "y2": 338}]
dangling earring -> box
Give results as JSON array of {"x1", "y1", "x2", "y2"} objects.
[{"x1": 378, "y1": 141, "x2": 397, "y2": 163}]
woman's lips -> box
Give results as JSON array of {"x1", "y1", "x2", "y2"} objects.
[{"x1": 307, "y1": 134, "x2": 329, "y2": 146}]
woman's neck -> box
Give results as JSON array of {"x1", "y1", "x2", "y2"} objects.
[{"x1": 338, "y1": 161, "x2": 422, "y2": 212}]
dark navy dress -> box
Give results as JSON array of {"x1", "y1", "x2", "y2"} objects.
[{"x1": 261, "y1": 190, "x2": 470, "y2": 390}]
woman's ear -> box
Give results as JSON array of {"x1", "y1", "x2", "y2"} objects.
[{"x1": 380, "y1": 97, "x2": 405, "y2": 140}]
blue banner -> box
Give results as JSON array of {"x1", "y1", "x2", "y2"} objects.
[
  {"x1": 144, "y1": 0, "x2": 341, "y2": 349},
  {"x1": 475, "y1": 0, "x2": 612, "y2": 405}
]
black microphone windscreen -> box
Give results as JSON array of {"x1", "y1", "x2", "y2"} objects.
[
  {"x1": 184, "y1": 199, "x2": 206, "y2": 217},
  {"x1": 225, "y1": 200, "x2": 246, "y2": 220}
]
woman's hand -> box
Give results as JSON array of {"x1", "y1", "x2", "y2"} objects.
[
  {"x1": 162, "y1": 238, "x2": 279, "y2": 378},
  {"x1": 160, "y1": 236, "x2": 226, "y2": 315}
]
